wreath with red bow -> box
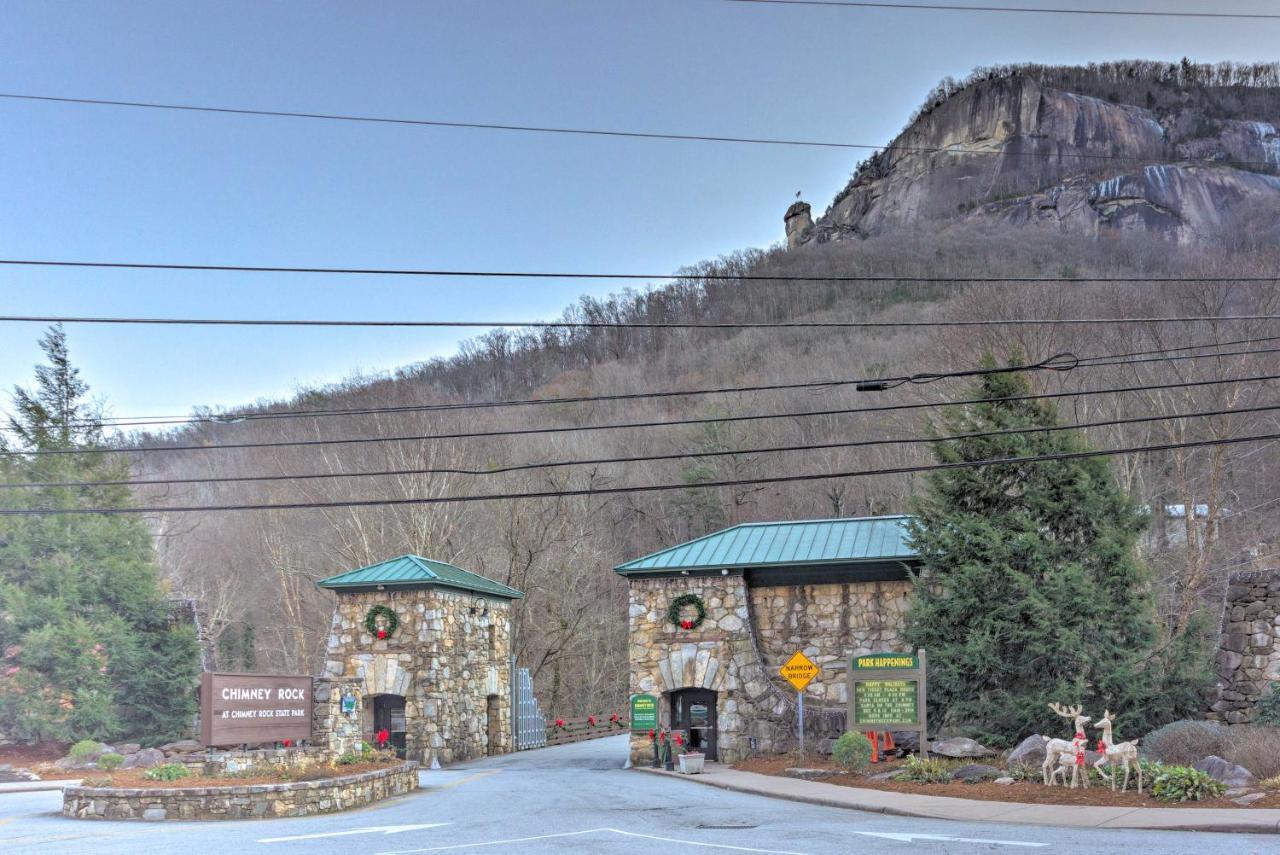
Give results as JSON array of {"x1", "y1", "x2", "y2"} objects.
[
  {"x1": 667, "y1": 593, "x2": 707, "y2": 630},
  {"x1": 365, "y1": 605, "x2": 399, "y2": 640}
]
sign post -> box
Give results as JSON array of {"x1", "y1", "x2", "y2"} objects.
[
  {"x1": 848, "y1": 649, "x2": 928, "y2": 758},
  {"x1": 779, "y1": 650, "x2": 820, "y2": 759}
]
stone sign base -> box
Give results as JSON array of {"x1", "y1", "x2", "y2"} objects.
[{"x1": 62, "y1": 762, "x2": 419, "y2": 821}]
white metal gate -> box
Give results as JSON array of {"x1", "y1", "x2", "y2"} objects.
[{"x1": 512, "y1": 661, "x2": 546, "y2": 750}]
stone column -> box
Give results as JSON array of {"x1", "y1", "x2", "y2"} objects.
[{"x1": 313, "y1": 677, "x2": 363, "y2": 756}]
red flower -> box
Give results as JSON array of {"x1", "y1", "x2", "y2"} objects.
[
  {"x1": 588, "y1": 715, "x2": 597, "y2": 727},
  {"x1": 555, "y1": 718, "x2": 565, "y2": 729},
  {"x1": 659, "y1": 729, "x2": 667, "y2": 742},
  {"x1": 674, "y1": 733, "x2": 684, "y2": 746},
  {"x1": 648, "y1": 729, "x2": 655, "y2": 741},
  {"x1": 376, "y1": 728, "x2": 389, "y2": 746},
  {"x1": 376, "y1": 629, "x2": 388, "y2": 640},
  {"x1": 680, "y1": 620, "x2": 692, "y2": 630}
]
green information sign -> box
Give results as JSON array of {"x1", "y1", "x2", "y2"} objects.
[
  {"x1": 853, "y1": 679, "x2": 919, "y2": 726},
  {"x1": 630, "y1": 693, "x2": 658, "y2": 730}
]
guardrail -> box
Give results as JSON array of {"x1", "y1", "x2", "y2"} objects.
[{"x1": 544, "y1": 714, "x2": 630, "y2": 746}]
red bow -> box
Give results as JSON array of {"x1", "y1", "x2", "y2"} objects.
[
  {"x1": 376, "y1": 629, "x2": 388, "y2": 640},
  {"x1": 680, "y1": 620, "x2": 693, "y2": 629},
  {"x1": 1097, "y1": 739, "x2": 1107, "y2": 753}
]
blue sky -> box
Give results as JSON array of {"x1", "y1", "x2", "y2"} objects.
[{"x1": 3, "y1": 0, "x2": 1279, "y2": 422}]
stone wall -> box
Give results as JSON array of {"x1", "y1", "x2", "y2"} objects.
[
  {"x1": 1209, "y1": 568, "x2": 1280, "y2": 724},
  {"x1": 62, "y1": 762, "x2": 419, "y2": 821},
  {"x1": 177, "y1": 746, "x2": 327, "y2": 777},
  {"x1": 626, "y1": 574, "x2": 911, "y2": 764},
  {"x1": 313, "y1": 677, "x2": 363, "y2": 757},
  {"x1": 322, "y1": 588, "x2": 512, "y2": 764}
]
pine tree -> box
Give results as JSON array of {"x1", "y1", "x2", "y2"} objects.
[
  {"x1": 902, "y1": 368, "x2": 1211, "y2": 745},
  {"x1": 0, "y1": 326, "x2": 199, "y2": 743}
]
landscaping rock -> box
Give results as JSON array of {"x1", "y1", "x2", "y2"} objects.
[
  {"x1": 1193, "y1": 755, "x2": 1257, "y2": 789},
  {"x1": 1233, "y1": 792, "x2": 1267, "y2": 806},
  {"x1": 930, "y1": 737, "x2": 995, "y2": 758},
  {"x1": 784, "y1": 767, "x2": 847, "y2": 779},
  {"x1": 993, "y1": 776, "x2": 1015, "y2": 785},
  {"x1": 951, "y1": 763, "x2": 1002, "y2": 783},
  {"x1": 115, "y1": 744, "x2": 141, "y2": 756},
  {"x1": 890, "y1": 731, "x2": 920, "y2": 753},
  {"x1": 1006, "y1": 735, "x2": 1049, "y2": 767},
  {"x1": 866, "y1": 770, "x2": 903, "y2": 782},
  {"x1": 122, "y1": 748, "x2": 165, "y2": 769},
  {"x1": 158, "y1": 740, "x2": 201, "y2": 756}
]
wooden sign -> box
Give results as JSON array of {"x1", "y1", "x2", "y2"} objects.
[
  {"x1": 780, "y1": 650, "x2": 820, "y2": 692},
  {"x1": 200, "y1": 672, "x2": 313, "y2": 747},
  {"x1": 847, "y1": 649, "x2": 928, "y2": 757}
]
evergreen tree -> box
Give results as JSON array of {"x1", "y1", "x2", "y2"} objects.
[
  {"x1": 902, "y1": 368, "x2": 1211, "y2": 745},
  {"x1": 0, "y1": 326, "x2": 199, "y2": 743}
]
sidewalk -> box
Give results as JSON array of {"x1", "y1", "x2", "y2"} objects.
[
  {"x1": 634, "y1": 764, "x2": 1280, "y2": 834},
  {"x1": 0, "y1": 779, "x2": 80, "y2": 794}
]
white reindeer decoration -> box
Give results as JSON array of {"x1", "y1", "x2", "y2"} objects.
[
  {"x1": 1043, "y1": 702, "x2": 1091, "y2": 789},
  {"x1": 1094, "y1": 710, "x2": 1142, "y2": 793}
]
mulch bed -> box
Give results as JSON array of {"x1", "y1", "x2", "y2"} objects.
[
  {"x1": 734, "y1": 755, "x2": 1280, "y2": 809},
  {"x1": 71, "y1": 760, "x2": 400, "y2": 790}
]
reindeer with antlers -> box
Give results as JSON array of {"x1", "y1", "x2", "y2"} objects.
[
  {"x1": 1043, "y1": 702, "x2": 1091, "y2": 788},
  {"x1": 1093, "y1": 710, "x2": 1142, "y2": 793}
]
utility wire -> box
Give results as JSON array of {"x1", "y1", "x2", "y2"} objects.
[
  {"x1": 5, "y1": 371, "x2": 1276, "y2": 458},
  {"x1": 6, "y1": 93, "x2": 1280, "y2": 168},
  {"x1": 6, "y1": 399, "x2": 1274, "y2": 491},
  {"x1": 6, "y1": 429, "x2": 1280, "y2": 515},
  {"x1": 61, "y1": 336, "x2": 1280, "y2": 431},
  {"x1": 722, "y1": 0, "x2": 1280, "y2": 20},
  {"x1": 0, "y1": 257, "x2": 1277, "y2": 283},
  {"x1": 6, "y1": 313, "x2": 1280, "y2": 330}
]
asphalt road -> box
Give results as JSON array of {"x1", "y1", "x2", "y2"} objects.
[{"x1": 0, "y1": 735, "x2": 1272, "y2": 854}]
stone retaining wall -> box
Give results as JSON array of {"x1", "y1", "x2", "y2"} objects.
[
  {"x1": 62, "y1": 762, "x2": 419, "y2": 821},
  {"x1": 1209, "y1": 568, "x2": 1280, "y2": 724}
]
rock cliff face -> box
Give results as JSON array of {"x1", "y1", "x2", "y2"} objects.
[{"x1": 805, "y1": 72, "x2": 1280, "y2": 245}]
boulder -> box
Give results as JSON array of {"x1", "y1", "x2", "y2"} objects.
[
  {"x1": 890, "y1": 731, "x2": 920, "y2": 753},
  {"x1": 1006, "y1": 735, "x2": 1049, "y2": 767},
  {"x1": 930, "y1": 737, "x2": 995, "y2": 758},
  {"x1": 951, "y1": 763, "x2": 1002, "y2": 783},
  {"x1": 1193, "y1": 755, "x2": 1257, "y2": 789},
  {"x1": 785, "y1": 767, "x2": 847, "y2": 779},
  {"x1": 158, "y1": 739, "x2": 202, "y2": 756},
  {"x1": 1233, "y1": 792, "x2": 1267, "y2": 806},
  {"x1": 993, "y1": 776, "x2": 1016, "y2": 785},
  {"x1": 122, "y1": 747, "x2": 165, "y2": 769},
  {"x1": 867, "y1": 769, "x2": 903, "y2": 782},
  {"x1": 116, "y1": 743, "x2": 141, "y2": 756}
]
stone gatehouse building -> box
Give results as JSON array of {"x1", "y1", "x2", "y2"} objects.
[
  {"x1": 617, "y1": 516, "x2": 920, "y2": 764},
  {"x1": 317, "y1": 554, "x2": 523, "y2": 765}
]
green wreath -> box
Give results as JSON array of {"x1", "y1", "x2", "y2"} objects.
[
  {"x1": 667, "y1": 593, "x2": 707, "y2": 630},
  {"x1": 365, "y1": 605, "x2": 399, "y2": 640}
]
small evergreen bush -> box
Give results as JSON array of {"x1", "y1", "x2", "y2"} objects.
[
  {"x1": 97, "y1": 752, "x2": 124, "y2": 771},
  {"x1": 897, "y1": 755, "x2": 956, "y2": 784},
  {"x1": 1256, "y1": 683, "x2": 1280, "y2": 727},
  {"x1": 1150, "y1": 766, "x2": 1227, "y2": 803},
  {"x1": 68, "y1": 740, "x2": 103, "y2": 761},
  {"x1": 832, "y1": 732, "x2": 873, "y2": 771},
  {"x1": 143, "y1": 763, "x2": 190, "y2": 782}
]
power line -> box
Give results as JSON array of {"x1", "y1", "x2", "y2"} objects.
[
  {"x1": 57, "y1": 336, "x2": 1280, "y2": 431},
  {"x1": 6, "y1": 313, "x2": 1280, "y2": 330},
  {"x1": 6, "y1": 93, "x2": 1280, "y2": 169},
  {"x1": 5, "y1": 429, "x2": 1279, "y2": 516},
  {"x1": 6, "y1": 371, "x2": 1277, "y2": 458},
  {"x1": 0, "y1": 257, "x2": 1277, "y2": 283},
  {"x1": 722, "y1": 0, "x2": 1280, "y2": 20},
  {"x1": 7, "y1": 399, "x2": 1274, "y2": 491}
]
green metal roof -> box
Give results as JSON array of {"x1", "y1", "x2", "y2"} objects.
[
  {"x1": 614, "y1": 516, "x2": 917, "y2": 575},
  {"x1": 317, "y1": 554, "x2": 524, "y2": 599}
]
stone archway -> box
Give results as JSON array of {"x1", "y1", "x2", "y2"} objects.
[
  {"x1": 655, "y1": 643, "x2": 727, "y2": 694},
  {"x1": 352, "y1": 653, "x2": 412, "y2": 697}
]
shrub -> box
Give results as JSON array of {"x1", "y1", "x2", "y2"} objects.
[
  {"x1": 143, "y1": 763, "x2": 190, "y2": 782},
  {"x1": 1141, "y1": 720, "x2": 1226, "y2": 765},
  {"x1": 897, "y1": 755, "x2": 956, "y2": 784},
  {"x1": 68, "y1": 740, "x2": 103, "y2": 762},
  {"x1": 1260, "y1": 774, "x2": 1280, "y2": 791},
  {"x1": 1150, "y1": 766, "x2": 1227, "y2": 803},
  {"x1": 334, "y1": 752, "x2": 361, "y2": 766},
  {"x1": 832, "y1": 732, "x2": 873, "y2": 771},
  {"x1": 97, "y1": 752, "x2": 124, "y2": 771},
  {"x1": 1256, "y1": 683, "x2": 1280, "y2": 727}
]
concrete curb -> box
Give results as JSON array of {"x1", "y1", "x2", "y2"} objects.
[
  {"x1": 633, "y1": 766, "x2": 1280, "y2": 834},
  {"x1": 0, "y1": 779, "x2": 81, "y2": 794}
]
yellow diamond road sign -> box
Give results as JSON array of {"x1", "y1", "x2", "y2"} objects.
[{"x1": 780, "y1": 650, "x2": 820, "y2": 692}]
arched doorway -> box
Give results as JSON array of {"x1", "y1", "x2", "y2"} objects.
[
  {"x1": 671, "y1": 688, "x2": 717, "y2": 761},
  {"x1": 368, "y1": 693, "x2": 407, "y2": 757}
]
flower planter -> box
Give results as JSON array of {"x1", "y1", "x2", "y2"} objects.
[{"x1": 678, "y1": 753, "x2": 705, "y2": 774}]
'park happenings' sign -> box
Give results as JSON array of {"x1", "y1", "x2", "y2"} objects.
[
  {"x1": 847, "y1": 650, "x2": 928, "y2": 754},
  {"x1": 200, "y1": 672, "x2": 313, "y2": 747}
]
